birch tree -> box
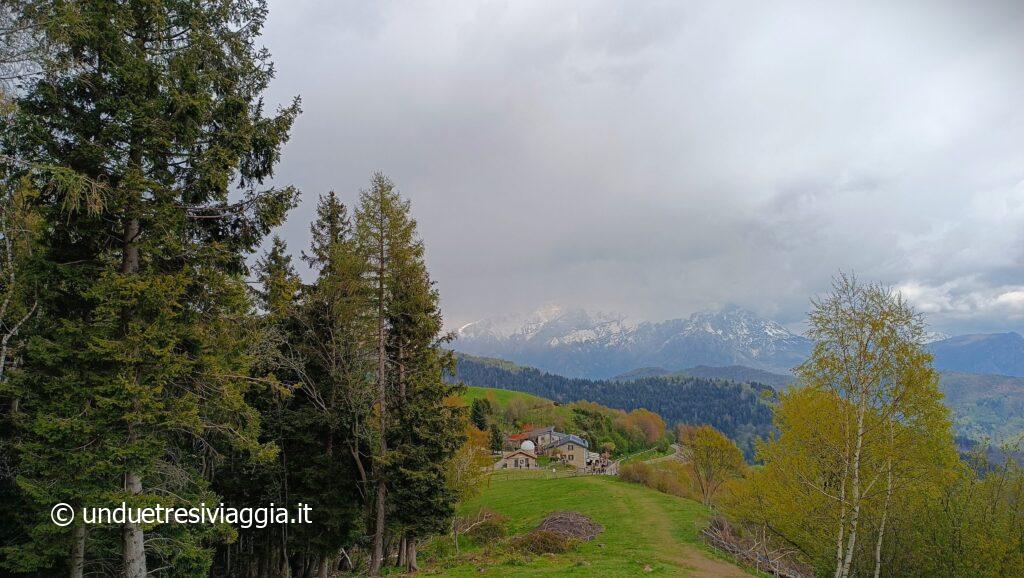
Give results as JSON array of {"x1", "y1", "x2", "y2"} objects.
[
  {"x1": 730, "y1": 274, "x2": 956, "y2": 577},
  {"x1": 678, "y1": 424, "x2": 744, "y2": 506},
  {"x1": 797, "y1": 274, "x2": 954, "y2": 578}
]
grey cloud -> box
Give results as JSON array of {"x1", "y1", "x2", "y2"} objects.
[{"x1": 258, "y1": 0, "x2": 1024, "y2": 334}]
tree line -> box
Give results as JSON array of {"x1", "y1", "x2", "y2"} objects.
[
  {"x1": 452, "y1": 354, "x2": 774, "y2": 458},
  {"x1": 0, "y1": 1, "x2": 462, "y2": 576}
]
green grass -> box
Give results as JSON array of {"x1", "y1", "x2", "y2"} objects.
[
  {"x1": 487, "y1": 461, "x2": 578, "y2": 482},
  {"x1": 620, "y1": 446, "x2": 675, "y2": 465},
  {"x1": 421, "y1": 475, "x2": 752, "y2": 577},
  {"x1": 461, "y1": 386, "x2": 553, "y2": 408},
  {"x1": 459, "y1": 386, "x2": 576, "y2": 432}
]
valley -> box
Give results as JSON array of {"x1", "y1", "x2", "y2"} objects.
[
  {"x1": 454, "y1": 305, "x2": 1024, "y2": 444},
  {"x1": 452, "y1": 355, "x2": 775, "y2": 458}
]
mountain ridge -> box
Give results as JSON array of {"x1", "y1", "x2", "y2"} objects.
[
  {"x1": 612, "y1": 365, "x2": 797, "y2": 390},
  {"x1": 455, "y1": 304, "x2": 1024, "y2": 380},
  {"x1": 456, "y1": 305, "x2": 812, "y2": 378}
]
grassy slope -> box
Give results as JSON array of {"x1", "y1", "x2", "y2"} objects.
[
  {"x1": 461, "y1": 385, "x2": 554, "y2": 408},
  {"x1": 423, "y1": 476, "x2": 750, "y2": 577}
]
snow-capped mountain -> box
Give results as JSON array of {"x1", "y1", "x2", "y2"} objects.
[
  {"x1": 457, "y1": 305, "x2": 637, "y2": 348},
  {"x1": 923, "y1": 331, "x2": 952, "y2": 344},
  {"x1": 454, "y1": 305, "x2": 812, "y2": 379}
]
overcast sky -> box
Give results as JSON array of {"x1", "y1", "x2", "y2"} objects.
[{"x1": 258, "y1": 0, "x2": 1024, "y2": 335}]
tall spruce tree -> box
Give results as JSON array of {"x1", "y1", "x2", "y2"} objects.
[
  {"x1": 210, "y1": 235, "x2": 299, "y2": 578},
  {"x1": 355, "y1": 173, "x2": 463, "y2": 574},
  {"x1": 287, "y1": 192, "x2": 373, "y2": 576},
  {"x1": 5, "y1": 0, "x2": 298, "y2": 575}
]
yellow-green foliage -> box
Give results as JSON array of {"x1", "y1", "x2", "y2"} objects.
[
  {"x1": 678, "y1": 425, "x2": 746, "y2": 506},
  {"x1": 725, "y1": 385, "x2": 966, "y2": 576},
  {"x1": 619, "y1": 460, "x2": 697, "y2": 501},
  {"x1": 459, "y1": 387, "x2": 668, "y2": 456}
]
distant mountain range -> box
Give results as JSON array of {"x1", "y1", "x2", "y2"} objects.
[
  {"x1": 456, "y1": 305, "x2": 812, "y2": 379},
  {"x1": 454, "y1": 305, "x2": 1024, "y2": 443},
  {"x1": 939, "y1": 372, "x2": 1024, "y2": 442},
  {"x1": 929, "y1": 333, "x2": 1024, "y2": 376},
  {"x1": 455, "y1": 304, "x2": 1024, "y2": 380},
  {"x1": 452, "y1": 351, "x2": 1024, "y2": 452}
]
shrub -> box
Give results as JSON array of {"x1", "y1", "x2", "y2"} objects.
[
  {"x1": 619, "y1": 461, "x2": 654, "y2": 485},
  {"x1": 466, "y1": 515, "x2": 507, "y2": 544},
  {"x1": 514, "y1": 530, "x2": 576, "y2": 554},
  {"x1": 457, "y1": 509, "x2": 506, "y2": 545},
  {"x1": 619, "y1": 460, "x2": 698, "y2": 501}
]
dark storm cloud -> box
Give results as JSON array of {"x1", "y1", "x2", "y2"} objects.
[{"x1": 258, "y1": 0, "x2": 1024, "y2": 334}]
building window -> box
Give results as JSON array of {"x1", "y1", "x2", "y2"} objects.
[
  {"x1": 568, "y1": 444, "x2": 573, "y2": 450},
  {"x1": 568, "y1": 454, "x2": 573, "y2": 461}
]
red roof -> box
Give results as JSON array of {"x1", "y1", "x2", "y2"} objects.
[{"x1": 508, "y1": 433, "x2": 528, "y2": 441}]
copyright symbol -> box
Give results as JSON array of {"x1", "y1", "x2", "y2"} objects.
[{"x1": 51, "y1": 503, "x2": 75, "y2": 527}]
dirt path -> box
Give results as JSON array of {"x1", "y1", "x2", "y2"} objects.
[
  {"x1": 645, "y1": 444, "x2": 682, "y2": 465},
  {"x1": 612, "y1": 481, "x2": 749, "y2": 577}
]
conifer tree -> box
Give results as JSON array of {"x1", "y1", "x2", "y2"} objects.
[
  {"x1": 470, "y1": 398, "x2": 491, "y2": 430},
  {"x1": 287, "y1": 192, "x2": 374, "y2": 576},
  {"x1": 384, "y1": 263, "x2": 462, "y2": 571},
  {"x1": 4, "y1": 0, "x2": 298, "y2": 575},
  {"x1": 257, "y1": 236, "x2": 303, "y2": 323},
  {"x1": 355, "y1": 173, "x2": 463, "y2": 574},
  {"x1": 489, "y1": 424, "x2": 504, "y2": 453},
  {"x1": 210, "y1": 235, "x2": 299, "y2": 577}
]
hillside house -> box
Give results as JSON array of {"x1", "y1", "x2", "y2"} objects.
[
  {"x1": 503, "y1": 426, "x2": 593, "y2": 469},
  {"x1": 503, "y1": 432, "x2": 529, "y2": 450},
  {"x1": 504, "y1": 426, "x2": 555, "y2": 451},
  {"x1": 546, "y1": 434, "x2": 589, "y2": 468},
  {"x1": 493, "y1": 449, "x2": 538, "y2": 470},
  {"x1": 524, "y1": 426, "x2": 557, "y2": 448}
]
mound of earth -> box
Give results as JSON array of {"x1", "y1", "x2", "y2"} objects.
[{"x1": 536, "y1": 511, "x2": 603, "y2": 541}]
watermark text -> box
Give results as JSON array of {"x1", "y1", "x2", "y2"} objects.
[{"x1": 50, "y1": 502, "x2": 311, "y2": 529}]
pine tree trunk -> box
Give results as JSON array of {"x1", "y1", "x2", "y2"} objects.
[
  {"x1": 397, "y1": 536, "x2": 406, "y2": 567},
  {"x1": 316, "y1": 555, "x2": 330, "y2": 578},
  {"x1": 123, "y1": 471, "x2": 147, "y2": 578},
  {"x1": 369, "y1": 223, "x2": 388, "y2": 576},
  {"x1": 119, "y1": 216, "x2": 147, "y2": 578},
  {"x1": 69, "y1": 523, "x2": 85, "y2": 578},
  {"x1": 405, "y1": 539, "x2": 418, "y2": 573}
]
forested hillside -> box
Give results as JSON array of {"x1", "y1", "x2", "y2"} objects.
[
  {"x1": 614, "y1": 364, "x2": 795, "y2": 389},
  {"x1": 940, "y1": 372, "x2": 1024, "y2": 441},
  {"x1": 452, "y1": 355, "x2": 774, "y2": 458}
]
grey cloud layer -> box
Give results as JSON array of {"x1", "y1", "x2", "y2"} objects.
[{"x1": 259, "y1": 0, "x2": 1024, "y2": 334}]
